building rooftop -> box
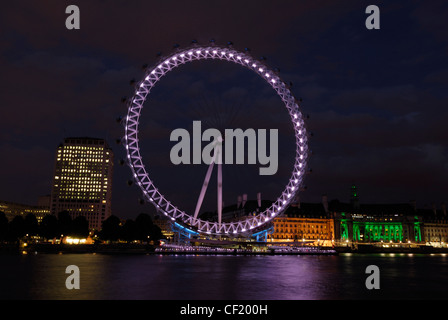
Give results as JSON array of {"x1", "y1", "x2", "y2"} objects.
[
  {"x1": 284, "y1": 202, "x2": 328, "y2": 218},
  {"x1": 327, "y1": 200, "x2": 416, "y2": 215},
  {"x1": 61, "y1": 137, "x2": 111, "y2": 148}
]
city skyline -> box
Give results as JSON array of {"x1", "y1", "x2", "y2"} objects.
[
  {"x1": 1, "y1": 1, "x2": 448, "y2": 305},
  {"x1": 0, "y1": 1, "x2": 447, "y2": 220}
]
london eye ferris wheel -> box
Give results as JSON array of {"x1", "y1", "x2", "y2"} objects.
[{"x1": 122, "y1": 40, "x2": 309, "y2": 237}]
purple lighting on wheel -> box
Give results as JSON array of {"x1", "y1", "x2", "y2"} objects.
[{"x1": 122, "y1": 44, "x2": 309, "y2": 236}]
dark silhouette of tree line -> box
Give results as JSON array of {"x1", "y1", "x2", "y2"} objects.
[
  {"x1": 0, "y1": 210, "x2": 163, "y2": 244},
  {"x1": 99, "y1": 213, "x2": 164, "y2": 243}
]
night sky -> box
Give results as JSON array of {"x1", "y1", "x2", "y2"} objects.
[{"x1": 1, "y1": 1, "x2": 447, "y2": 220}]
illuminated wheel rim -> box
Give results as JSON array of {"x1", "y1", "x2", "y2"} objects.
[{"x1": 123, "y1": 44, "x2": 308, "y2": 235}]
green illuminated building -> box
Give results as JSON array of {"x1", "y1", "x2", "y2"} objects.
[
  {"x1": 331, "y1": 186, "x2": 423, "y2": 244},
  {"x1": 334, "y1": 201, "x2": 424, "y2": 244}
]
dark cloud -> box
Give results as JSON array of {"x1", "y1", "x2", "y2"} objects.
[{"x1": 0, "y1": 0, "x2": 447, "y2": 218}]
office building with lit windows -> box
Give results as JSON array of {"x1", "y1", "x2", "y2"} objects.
[
  {"x1": 0, "y1": 199, "x2": 50, "y2": 223},
  {"x1": 50, "y1": 137, "x2": 113, "y2": 231}
]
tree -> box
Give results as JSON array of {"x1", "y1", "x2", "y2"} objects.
[
  {"x1": 24, "y1": 213, "x2": 38, "y2": 236},
  {"x1": 58, "y1": 211, "x2": 72, "y2": 237},
  {"x1": 100, "y1": 215, "x2": 121, "y2": 241},
  {"x1": 0, "y1": 211, "x2": 8, "y2": 241},
  {"x1": 121, "y1": 219, "x2": 137, "y2": 242},
  {"x1": 8, "y1": 215, "x2": 25, "y2": 241},
  {"x1": 72, "y1": 216, "x2": 89, "y2": 238},
  {"x1": 135, "y1": 213, "x2": 154, "y2": 243},
  {"x1": 150, "y1": 224, "x2": 164, "y2": 244},
  {"x1": 40, "y1": 214, "x2": 59, "y2": 240},
  {"x1": 135, "y1": 213, "x2": 164, "y2": 243}
]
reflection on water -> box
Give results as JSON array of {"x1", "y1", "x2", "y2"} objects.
[{"x1": 0, "y1": 253, "x2": 447, "y2": 300}]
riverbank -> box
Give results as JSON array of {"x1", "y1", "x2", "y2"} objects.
[
  {"x1": 155, "y1": 246, "x2": 338, "y2": 255},
  {"x1": 2, "y1": 243, "x2": 338, "y2": 255},
  {"x1": 2, "y1": 243, "x2": 447, "y2": 255},
  {"x1": 0, "y1": 243, "x2": 155, "y2": 254},
  {"x1": 335, "y1": 244, "x2": 448, "y2": 254}
]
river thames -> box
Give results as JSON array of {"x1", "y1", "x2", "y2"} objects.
[{"x1": 0, "y1": 253, "x2": 447, "y2": 300}]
